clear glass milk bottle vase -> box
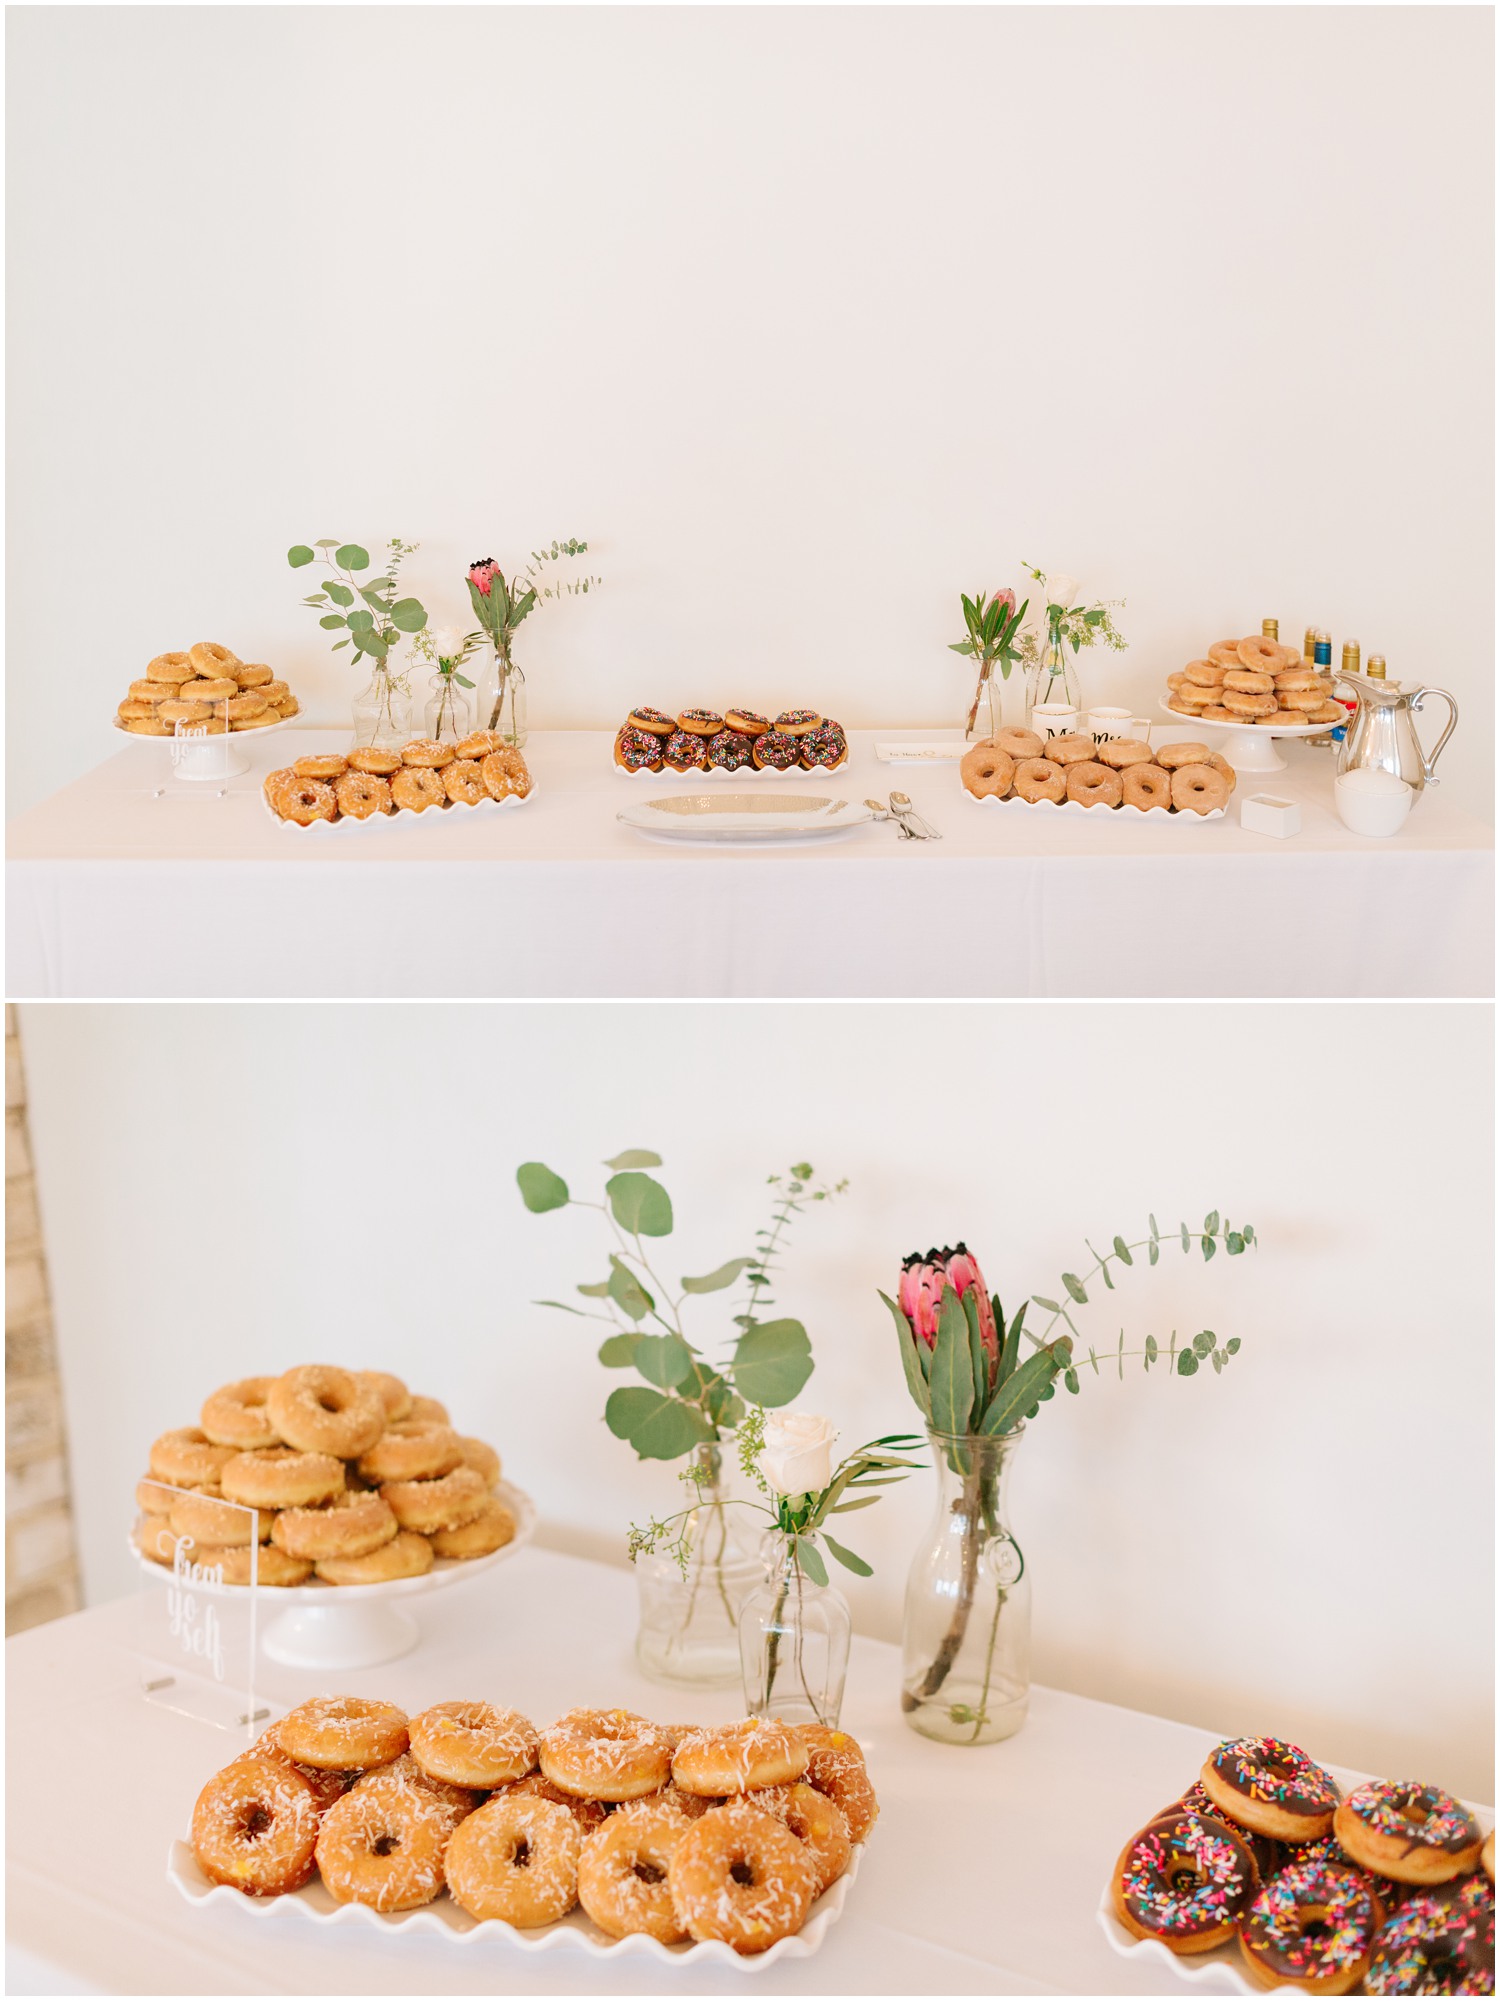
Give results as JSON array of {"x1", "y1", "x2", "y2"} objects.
[
  {"x1": 1026, "y1": 610, "x2": 1080, "y2": 723},
  {"x1": 634, "y1": 1442, "x2": 761, "y2": 1687},
  {"x1": 739, "y1": 1533, "x2": 851, "y2": 1728}
]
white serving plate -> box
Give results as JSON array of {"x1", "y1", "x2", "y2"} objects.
[
  {"x1": 615, "y1": 757, "x2": 847, "y2": 780},
  {"x1": 617, "y1": 790, "x2": 872, "y2": 845},
  {"x1": 113, "y1": 713, "x2": 292, "y2": 782},
  {"x1": 1156, "y1": 699, "x2": 1343, "y2": 774},
  {"x1": 963, "y1": 790, "x2": 1225, "y2": 824},
  {"x1": 261, "y1": 786, "x2": 532, "y2": 835},
  {"x1": 166, "y1": 1823, "x2": 862, "y2": 1970}
]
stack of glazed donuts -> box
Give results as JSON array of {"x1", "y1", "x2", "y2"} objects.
[
  {"x1": 1165, "y1": 636, "x2": 1344, "y2": 729},
  {"x1": 263, "y1": 734, "x2": 531, "y2": 825},
  {"x1": 115, "y1": 641, "x2": 300, "y2": 735},
  {"x1": 962, "y1": 727, "x2": 1235, "y2": 815},
  {"x1": 189, "y1": 1702, "x2": 876, "y2": 1955},
  {"x1": 135, "y1": 1366, "x2": 513, "y2": 1586},
  {"x1": 613, "y1": 707, "x2": 848, "y2": 774},
  {"x1": 1111, "y1": 1734, "x2": 1495, "y2": 1994}
]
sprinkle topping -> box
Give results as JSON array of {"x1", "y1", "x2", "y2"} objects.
[
  {"x1": 1242, "y1": 1861, "x2": 1377, "y2": 1978},
  {"x1": 1365, "y1": 1874, "x2": 1495, "y2": 1994},
  {"x1": 1210, "y1": 1737, "x2": 1341, "y2": 1815},
  {"x1": 1120, "y1": 1810, "x2": 1253, "y2": 1938},
  {"x1": 1346, "y1": 1780, "x2": 1480, "y2": 1855}
]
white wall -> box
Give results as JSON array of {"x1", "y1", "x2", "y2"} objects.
[
  {"x1": 18, "y1": 999, "x2": 1494, "y2": 1799},
  {"x1": 6, "y1": 6, "x2": 1493, "y2": 819}
]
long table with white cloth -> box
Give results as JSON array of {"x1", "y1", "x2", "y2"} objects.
[{"x1": 6, "y1": 731, "x2": 1491, "y2": 998}]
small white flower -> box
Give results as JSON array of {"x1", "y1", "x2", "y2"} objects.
[
  {"x1": 759, "y1": 1413, "x2": 839, "y2": 1497},
  {"x1": 1046, "y1": 572, "x2": 1081, "y2": 612},
  {"x1": 428, "y1": 624, "x2": 468, "y2": 663}
]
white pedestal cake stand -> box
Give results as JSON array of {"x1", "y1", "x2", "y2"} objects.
[
  {"x1": 110, "y1": 714, "x2": 291, "y2": 784},
  {"x1": 1157, "y1": 701, "x2": 1335, "y2": 775}
]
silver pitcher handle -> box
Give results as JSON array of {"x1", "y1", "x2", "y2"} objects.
[{"x1": 1409, "y1": 686, "x2": 1459, "y2": 782}]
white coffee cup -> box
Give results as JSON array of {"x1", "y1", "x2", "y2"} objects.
[
  {"x1": 1088, "y1": 706, "x2": 1153, "y2": 746},
  {"x1": 1030, "y1": 704, "x2": 1079, "y2": 740}
]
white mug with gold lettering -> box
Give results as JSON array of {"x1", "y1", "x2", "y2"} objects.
[
  {"x1": 1087, "y1": 706, "x2": 1153, "y2": 746},
  {"x1": 1031, "y1": 703, "x2": 1079, "y2": 741}
]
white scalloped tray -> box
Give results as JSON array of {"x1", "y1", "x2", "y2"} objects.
[
  {"x1": 262, "y1": 787, "x2": 532, "y2": 836},
  {"x1": 1096, "y1": 1885, "x2": 1260, "y2": 1993},
  {"x1": 963, "y1": 790, "x2": 1225, "y2": 823},
  {"x1": 615, "y1": 757, "x2": 846, "y2": 780},
  {"x1": 167, "y1": 1826, "x2": 861, "y2": 1970}
]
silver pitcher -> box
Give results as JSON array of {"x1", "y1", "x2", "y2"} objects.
[{"x1": 1333, "y1": 673, "x2": 1458, "y2": 794}]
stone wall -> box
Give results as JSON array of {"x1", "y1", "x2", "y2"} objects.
[{"x1": 5, "y1": 1007, "x2": 81, "y2": 1633}]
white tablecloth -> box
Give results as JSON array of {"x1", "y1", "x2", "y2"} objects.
[{"x1": 6, "y1": 731, "x2": 1491, "y2": 998}]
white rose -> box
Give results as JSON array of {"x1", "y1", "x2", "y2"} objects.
[
  {"x1": 1046, "y1": 572, "x2": 1081, "y2": 611},
  {"x1": 759, "y1": 1413, "x2": 839, "y2": 1497},
  {"x1": 428, "y1": 624, "x2": 467, "y2": 662}
]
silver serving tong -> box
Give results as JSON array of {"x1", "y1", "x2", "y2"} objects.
[{"x1": 889, "y1": 791, "x2": 941, "y2": 839}]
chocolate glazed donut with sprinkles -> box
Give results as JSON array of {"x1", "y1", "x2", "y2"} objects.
[
  {"x1": 1365, "y1": 1873, "x2": 1496, "y2": 1995},
  {"x1": 1334, "y1": 1780, "x2": 1483, "y2": 1886},
  {"x1": 1112, "y1": 1808, "x2": 1259, "y2": 1954},
  {"x1": 1237, "y1": 1858, "x2": 1381, "y2": 1994},
  {"x1": 1201, "y1": 1737, "x2": 1342, "y2": 1844}
]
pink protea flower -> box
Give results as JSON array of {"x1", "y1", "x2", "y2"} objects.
[
  {"x1": 989, "y1": 587, "x2": 1016, "y2": 618},
  {"x1": 898, "y1": 1244, "x2": 999, "y2": 1366},
  {"x1": 467, "y1": 559, "x2": 501, "y2": 597}
]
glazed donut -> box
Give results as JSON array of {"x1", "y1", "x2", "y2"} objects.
[
  {"x1": 278, "y1": 1696, "x2": 409, "y2": 1771},
  {"x1": 1171, "y1": 765, "x2": 1229, "y2": 815},
  {"x1": 993, "y1": 726, "x2": 1045, "y2": 762},
  {"x1": 1166, "y1": 673, "x2": 1187, "y2": 692},
  {"x1": 960, "y1": 742, "x2": 1015, "y2": 800},
  {"x1": 408, "y1": 1394, "x2": 450, "y2": 1425},
  {"x1": 1043, "y1": 733, "x2": 1098, "y2": 766},
  {"x1": 1174, "y1": 681, "x2": 1220, "y2": 708},
  {"x1": 668, "y1": 1799, "x2": 817, "y2": 1953},
  {"x1": 1223, "y1": 689, "x2": 1278, "y2": 717},
  {"x1": 270, "y1": 1491, "x2": 398, "y2": 1561},
  {"x1": 315, "y1": 1782, "x2": 449, "y2": 1912},
  {"x1": 1122, "y1": 763, "x2": 1172, "y2": 812},
  {"x1": 117, "y1": 701, "x2": 157, "y2": 722},
  {"x1": 220, "y1": 1447, "x2": 344, "y2": 1510},
  {"x1": 454, "y1": 1436, "x2": 501, "y2": 1485},
  {"x1": 1333, "y1": 1782, "x2": 1482, "y2": 1886},
  {"x1": 1066, "y1": 761, "x2": 1123, "y2": 809},
  {"x1": 342, "y1": 746, "x2": 401, "y2": 777},
  {"x1": 1165, "y1": 698, "x2": 1202, "y2": 719},
  {"x1": 451, "y1": 729, "x2": 502, "y2": 760},
  {"x1": 1275, "y1": 668, "x2": 1322, "y2": 693},
  {"x1": 578, "y1": 1802, "x2": 691, "y2": 1941},
  {"x1": 1259, "y1": 709, "x2": 1310, "y2": 727},
  {"x1": 232, "y1": 662, "x2": 274, "y2": 688},
  {"x1": 615, "y1": 1782, "x2": 717, "y2": 1819},
  {"x1": 497, "y1": 1771, "x2": 610, "y2": 1832},
  {"x1": 1201, "y1": 706, "x2": 1242, "y2": 724},
  {"x1": 672, "y1": 1718, "x2": 807, "y2": 1796},
  {"x1": 1224, "y1": 669, "x2": 1275, "y2": 694},
  {"x1": 705, "y1": 728, "x2": 755, "y2": 772},
  {"x1": 625, "y1": 707, "x2": 676, "y2": 737},
  {"x1": 358, "y1": 1371, "x2": 413, "y2": 1420},
  {"x1": 1201, "y1": 1738, "x2": 1341, "y2": 1844},
  {"x1": 1112, "y1": 1808, "x2": 1258, "y2": 1953},
  {"x1": 724, "y1": 709, "x2": 770, "y2": 737},
  {"x1": 752, "y1": 730, "x2": 801, "y2": 770},
  {"x1": 1206, "y1": 752, "x2": 1236, "y2": 791},
  {"x1": 279, "y1": 779, "x2": 338, "y2": 826},
  {"x1": 1013, "y1": 757, "x2": 1067, "y2": 805},
  {"x1": 1365, "y1": 1874, "x2": 1495, "y2": 1994},
  {"x1": 191, "y1": 1754, "x2": 320, "y2": 1897},
  {"x1": 676, "y1": 709, "x2": 724, "y2": 737},
  {"x1": 352, "y1": 1753, "x2": 481, "y2": 1828},
  {"x1": 1237, "y1": 636, "x2": 1284, "y2": 673},
  {"x1": 1276, "y1": 686, "x2": 1325, "y2": 712},
  {"x1": 149, "y1": 1428, "x2": 236, "y2": 1487},
  {"x1": 170, "y1": 1488, "x2": 273, "y2": 1547},
  {"x1": 214, "y1": 1544, "x2": 314, "y2": 1587},
  {"x1": 753, "y1": 1781, "x2": 852, "y2": 1894},
  {"x1": 267, "y1": 1366, "x2": 385, "y2": 1459},
  {"x1": 428, "y1": 1496, "x2": 516, "y2": 1559},
  {"x1": 772, "y1": 710, "x2": 820, "y2": 737},
  {"x1": 799, "y1": 1726, "x2": 878, "y2": 1843},
  {"x1": 540, "y1": 1709, "x2": 673, "y2": 1802},
  {"x1": 189, "y1": 641, "x2": 240, "y2": 675},
  {"x1": 125, "y1": 711, "x2": 172, "y2": 733},
  {"x1": 1308, "y1": 701, "x2": 1346, "y2": 724},
  {"x1": 158, "y1": 701, "x2": 212, "y2": 727},
  {"x1": 662, "y1": 729, "x2": 708, "y2": 772},
  {"x1": 253, "y1": 1724, "x2": 363, "y2": 1812},
  {"x1": 400, "y1": 738, "x2": 455, "y2": 768},
  {"x1": 127, "y1": 678, "x2": 170, "y2": 703},
  {"x1": 1154, "y1": 741, "x2": 1214, "y2": 769},
  {"x1": 1095, "y1": 738, "x2": 1154, "y2": 769},
  {"x1": 800, "y1": 722, "x2": 848, "y2": 770},
  {"x1": 480, "y1": 748, "x2": 527, "y2": 798},
  {"x1": 1239, "y1": 1860, "x2": 1379, "y2": 1993},
  {"x1": 146, "y1": 651, "x2": 196, "y2": 683},
  {"x1": 136, "y1": 1476, "x2": 177, "y2": 1515},
  {"x1": 199, "y1": 1379, "x2": 279, "y2": 1451},
  {"x1": 381, "y1": 1465, "x2": 488, "y2": 1533},
  {"x1": 335, "y1": 770, "x2": 393, "y2": 819},
  {"x1": 358, "y1": 1421, "x2": 463, "y2": 1484},
  {"x1": 198, "y1": 714, "x2": 231, "y2": 735},
  {"x1": 445, "y1": 1794, "x2": 582, "y2": 1925},
  {"x1": 410, "y1": 1703, "x2": 539, "y2": 1788},
  {"x1": 1183, "y1": 659, "x2": 1228, "y2": 688},
  {"x1": 293, "y1": 754, "x2": 348, "y2": 780},
  {"x1": 315, "y1": 1529, "x2": 434, "y2": 1586},
  {"x1": 1208, "y1": 640, "x2": 1245, "y2": 669},
  {"x1": 391, "y1": 766, "x2": 446, "y2": 812},
  {"x1": 435, "y1": 758, "x2": 483, "y2": 807},
  {"x1": 262, "y1": 768, "x2": 298, "y2": 813},
  {"x1": 133, "y1": 1517, "x2": 176, "y2": 1565},
  {"x1": 183, "y1": 678, "x2": 239, "y2": 702}
]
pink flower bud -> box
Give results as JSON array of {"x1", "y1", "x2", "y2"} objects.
[
  {"x1": 989, "y1": 588, "x2": 1016, "y2": 618},
  {"x1": 467, "y1": 559, "x2": 500, "y2": 598},
  {"x1": 897, "y1": 1244, "x2": 999, "y2": 1363}
]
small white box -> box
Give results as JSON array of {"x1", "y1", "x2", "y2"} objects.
[{"x1": 1239, "y1": 792, "x2": 1301, "y2": 838}]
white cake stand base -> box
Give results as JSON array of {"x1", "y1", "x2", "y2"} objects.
[
  {"x1": 1157, "y1": 702, "x2": 1337, "y2": 775},
  {"x1": 260, "y1": 1597, "x2": 420, "y2": 1670}
]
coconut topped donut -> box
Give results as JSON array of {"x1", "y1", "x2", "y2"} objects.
[
  {"x1": 266, "y1": 1366, "x2": 385, "y2": 1460},
  {"x1": 409, "y1": 1702, "x2": 539, "y2": 1790},
  {"x1": 672, "y1": 1717, "x2": 808, "y2": 1796},
  {"x1": 539, "y1": 1708, "x2": 673, "y2": 1802}
]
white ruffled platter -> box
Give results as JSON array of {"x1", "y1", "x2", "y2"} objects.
[
  {"x1": 963, "y1": 791, "x2": 1226, "y2": 824},
  {"x1": 262, "y1": 787, "x2": 532, "y2": 836},
  {"x1": 166, "y1": 1828, "x2": 862, "y2": 1971},
  {"x1": 615, "y1": 758, "x2": 848, "y2": 780}
]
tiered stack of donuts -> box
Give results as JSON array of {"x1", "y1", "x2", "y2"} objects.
[
  {"x1": 1165, "y1": 636, "x2": 1344, "y2": 728},
  {"x1": 262, "y1": 734, "x2": 531, "y2": 825},
  {"x1": 115, "y1": 642, "x2": 299, "y2": 735},
  {"x1": 189, "y1": 1702, "x2": 875, "y2": 1954},
  {"x1": 962, "y1": 727, "x2": 1236, "y2": 814},
  {"x1": 135, "y1": 1366, "x2": 513, "y2": 1585},
  {"x1": 1111, "y1": 1734, "x2": 1495, "y2": 1994},
  {"x1": 613, "y1": 707, "x2": 848, "y2": 774}
]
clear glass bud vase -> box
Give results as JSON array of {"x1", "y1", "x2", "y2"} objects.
[
  {"x1": 1026, "y1": 615, "x2": 1080, "y2": 722},
  {"x1": 902, "y1": 1426, "x2": 1029, "y2": 1746},
  {"x1": 352, "y1": 664, "x2": 412, "y2": 750},
  {"x1": 424, "y1": 673, "x2": 473, "y2": 746},
  {"x1": 634, "y1": 1443, "x2": 761, "y2": 1687},
  {"x1": 476, "y1": 648, "x2": 528, "y2": 747},
  {"x1": 739, "y1": 1533, "x2": 851, "y2": 1728},
  {"x1": 965, "y1": 667, "x2": 1005, "y2": 743}
]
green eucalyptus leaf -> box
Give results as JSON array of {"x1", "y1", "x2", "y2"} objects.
[
  {"x1": 318, "y1": 615, "x2": 346, "y2": 630},
  {"x1": 335, "y1": 543, "x2": 370, "y2": 570},
  {"x1": 880, "y1": 1290, "x2": 931, "y2": 1421},
  {"x1": 607, "y1": 1258, "x2": 654, "y2": 1322},
  {"x1": 389, "y1": 597, "x2": 428, "y2": 633},
  {"x1": 822, "y1": 1534, "x2": 872, "y2": 1577},
  {"x1": 516, "y1": 1162, "x2": 569, "y2": 1212},
  {"x1": 1064, "y1": 1368, "x2": 1080, "y2": 1394},
  {"x1": 1226, "y1": 1232, "x2": 1244, "y2": 1255},
  {"x1": 1193, "y1": 1331, "x2": 1215, "y2": 1357},
  {"x1": 1145, "y1": 1335, "x2": 1158, "y2": 1362},
  {"x1": 1205, "y1": 1210, "x2": 1220, "y2": 1236},
  {"x1": 577, "y1": 1279, "x2": 612, "y2": 1298},
  {"x1": 604, "y1": 1387, "x2": 712, "y2": 1460},
  {"x1": 598, "y1": 1334, "x2": 640, "y2": 1366},
  {"x1": 1177, "y1": 1350, "x2": 1199, "y2": 1377},
  {"x1": 1062, "y1": 1273, "x2": 1088, "y2": 1305},
  {"x1": 927, "y1": 1290, "x2": 975, "y2": 1438},
  {"x1": 632, "y1": 1333, "x2": 696, "y2": 1390},
  {"x1": 1113, "y1": 1235, "x2": 1133, "y2": 1265},
  {"x1": 1032, "y1": 1296, "x2": 1060, "y2": 1313},
  {"x1": 606, "y1": 1151, "x2": 665, "y2": 1173},
  {"x1": 795, "y1": 1540, "x2": 829, "y2": 1586},
  {"x1": 324, "y1": 582, "x2": 354, "y2": 608},
  {"x1": 287, "y1": 545, "x2": 315, "y2": 568},
  {"x1": 347, "y1": 608, "x2": 375, "y2": 632},
  {"x1": 606, "y1": 1171, "x2": 673, "y2": 1238},
  {"x1": 1202, "y1": 1236, "x2": 1217, "y2": 1263},
  {"x1": 729, "y1": 1319, "x2": 812, "y2": 1408},
  {"x1": 1226, "y1": 1337, "x2": 1241, "y2": 1355},
  {"x1": 1148, "y1": 1241, "x2": 1159, "y2": 1266},
  {"x1": 681, "y1": 1258, "x2": 753, "y2": 1295}
]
